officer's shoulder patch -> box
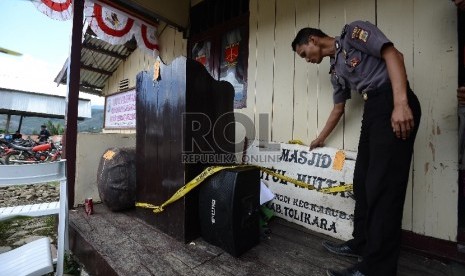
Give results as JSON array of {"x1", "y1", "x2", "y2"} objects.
[{"x1": 351, "y1": 26, "x2": 369, "y2": 42}]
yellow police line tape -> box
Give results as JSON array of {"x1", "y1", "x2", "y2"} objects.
[{"x1": 136, "y1": 164, "x2": 353, "y2": 214}]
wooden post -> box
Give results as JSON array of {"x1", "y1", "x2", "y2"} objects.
[
  {"x1": 5, "y1": 114, "x2": 11, "y2": 133},
  {"x1": 63, "y1": 0, "x2": 84, "y2": 208}
]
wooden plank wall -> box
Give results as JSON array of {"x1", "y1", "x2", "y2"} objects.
[
  {"x1": 377, "y1": 0, "x2": 415, "y2": 232},
  {"x1": 411, "y1": 0, "x2": 458, "y2": 240},
  {"x1": 101, "y1": 0, "x2": 459, "y2": 242},
  {"x1": 102, "y1": 23, "x2": 186, "y2": 135},
  {"x1": 239, "y1": 0, "x2": 459, "y2": 241},
  {"x1": 103, "y1": 23, "x2": 186, "y2": 96}
]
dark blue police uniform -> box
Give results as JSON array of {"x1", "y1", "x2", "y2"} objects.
[{"x1": 330, "y1": 21, "x2": 422, "y2": 276}]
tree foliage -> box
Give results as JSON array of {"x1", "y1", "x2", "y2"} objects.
[{"x1": 46, "y1": 120, "x2": 64, "y2": 135}]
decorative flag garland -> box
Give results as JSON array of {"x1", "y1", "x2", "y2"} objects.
[
  {"x1": 135, "y1": 23, "x2": 159, "y2": 55},
  {"x1": 32, "y1": 0, "x2": 159, "y2": 57},
  {"x1": 84, "y1": 1, "x2": 135, "y2": 46},
  {"x1": 33, "y1": 0, "x2": 73, "y2": 21}
]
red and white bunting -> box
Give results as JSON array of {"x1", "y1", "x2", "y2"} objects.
[
  {"x1": 134, "y1": 23, "x2": 160, "y2": 57},
  {"x1": 33, "y1": 0, "x2": 73, "y2": 21},
  {"x1": 32, "y1": 0, "x2": 159, "y2": 57},
  {"x1": 84, "y1": 1, "x2": 135, "y2": 45}
]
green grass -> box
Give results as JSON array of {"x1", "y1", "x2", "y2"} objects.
[
  {"x1": 0, "y1": 216, "x2": 31, "y2": 246},
  {"x1": 0, "y1": 216, "x2": 57, "y2": 248}
]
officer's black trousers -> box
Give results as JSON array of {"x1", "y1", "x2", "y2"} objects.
[{"x1": 346, "y1": 83, "x2": 421, "y2": 276}]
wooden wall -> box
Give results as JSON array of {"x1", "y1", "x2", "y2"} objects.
[
  {"x1": 102, "y1": 22, "x2": 186, "y2": 96},
  {"x1": 101, "y1": 22, "x2": 186, "y2": 134},
  {"x1": 101, "y1": 0, "x2": 459, "y2": 242},
  {"x1": 238, "y1": 0, "x2": 459, "y2": 241}
]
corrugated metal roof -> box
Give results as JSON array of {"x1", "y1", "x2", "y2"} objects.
[
  {"x1": 54, "y1": 30, "x2": 137, "y2": 96},
  {"x1": 0, "y1": 87, "x2": 91, "y2": 119}
]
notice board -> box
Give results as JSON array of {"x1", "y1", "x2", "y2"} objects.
[
  {"x1": 245, "y1": 140, "x2": 356, "y2": 240},
  {"x1": 104, "y1": 89, "x2": 136, "y2": 129}
]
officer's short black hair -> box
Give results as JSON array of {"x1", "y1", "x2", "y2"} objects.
[
  {"x1": 41, "y1": 124, "x2": 46, "y2": 128},
  {"x1": 291, "y1": 28, "x2": 328, "y2": 51}
]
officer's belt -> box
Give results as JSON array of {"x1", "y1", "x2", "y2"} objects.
[{"x1": 361, "y1": 82, "x2": 392, "y2": 101}]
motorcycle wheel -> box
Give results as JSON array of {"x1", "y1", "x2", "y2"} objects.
[{"x1": 5, "y1": 152, "x2": 31, "y2": 165}]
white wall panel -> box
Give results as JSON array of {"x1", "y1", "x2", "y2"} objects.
[
  {"x1": 412, "y1": 0, "x2": 458, "y2": 240},
  {"x1": 254, "y1": 0, "x2": 276, "y2": 143},
  {"x1": 377, "y1": 0, "x2": 415, "y2": 232},
  {"x1": 235, "y1": 0, "x2": 259, "y2": 159},
  {"x1": 318, "y1": 0, "x2": 345, "y2": 149},
  {"x1": 293, "y1": 0, "x2": 319, "y2": 145},
  {"x1": 271, "y1": 0, "x2": 295, "y2": 143},
  {"x1": 341, "y1": 0, "x2": 374, "y2": 152}
]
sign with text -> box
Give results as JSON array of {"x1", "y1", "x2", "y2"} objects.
[
  {"x1": 245, "y1": 140, "x2": 356, "y2": 240},
  {"x1": 104, "y1": 89, "x2": 136, "y2": 129}
]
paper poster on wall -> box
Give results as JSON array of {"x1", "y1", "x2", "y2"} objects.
[
  {"x1": 245, "y1": 140, "x2": 356, "y2": 240},
  {"x1": 104, "y1": 89, "x2": 136, "y2": 129},
  {"x1": 220, "y1": 28, "x2": 247, "y2": 109}
]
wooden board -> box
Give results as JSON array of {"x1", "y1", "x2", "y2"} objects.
[
  {"x1": 173, "y1": 29, "x2": 186, "y2": 59},
  {"x1": 246, "y1": 140, "x2": 356, "y2": 240},
  {"x1": 412, "y1": 0, "x2": 458, "y2": 240},
  {"x1": 254, "y1": 0, "x2": 276, "y2": 142},
  {"x1": 69, "y1": 204, "x2": 452, "y2": 276},
  {"x1": 341, "y1": 0, "x2": 375, "y2": 152},
  {"x1": 271, "y1": 0, "x2": 295, "y2": 143},
  {"x1": 292, "y1": 0, "x2": 319, "y2": 145},
  {"x1": 377, "y1": 0, "x2": 415, "y2": 232},
  {"x1": 318, "y1": 0, "x2": 346, "y2": 149},
  {"x1": 235, "y1": 0, "x2": 259, "y2": 159},
  {"x1": 159, "y1": 26, "x2": 177, "y2": 64}
]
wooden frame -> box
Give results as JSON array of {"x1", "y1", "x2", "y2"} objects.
[{"x1": 103, "y1": 87, "x2": 137, "y2": 129}]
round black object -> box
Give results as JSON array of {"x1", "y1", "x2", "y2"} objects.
[{"x1": 97, "y1": 147, "x2": 136, "y2": 211}]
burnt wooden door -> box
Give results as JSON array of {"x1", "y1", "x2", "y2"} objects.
[{"x1": 136, "y1": 57, "x2": 234, "y2": 242}]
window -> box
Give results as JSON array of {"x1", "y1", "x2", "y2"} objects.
[{"x1": 189, "y1": 0, "x2": 249, "y2": 109}]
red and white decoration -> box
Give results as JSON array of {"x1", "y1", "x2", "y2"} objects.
[
  {"x1": 33, "y1": 0, "x2": 73, "y2": 21},
  {"x1": 32, "y1": 0, "x2": 159, "y2": 57},
  {"x1": 84, "y1": 2, "x2": 135, "y2": 46},
  {"x1": 134, "y1": 23, "x2": 159, "y2": 57}
]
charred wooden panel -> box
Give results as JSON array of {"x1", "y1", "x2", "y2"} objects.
[
  {"x1": 190, "y1": 0, "x2": 249, "y2": 36},
  {"x1": 136, "y1": 57, "x2": 234, "y2": 242}
]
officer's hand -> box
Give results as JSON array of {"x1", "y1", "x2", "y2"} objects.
[
  {"x1": 458, "y1": 86, "x2": 465, "y2": 106},
  {"x1": 391, "y1": 104, "x2": 414, "y2": 140},
  {"x1": 310, "y1": 138, "x2": 324, "y2": 150}
]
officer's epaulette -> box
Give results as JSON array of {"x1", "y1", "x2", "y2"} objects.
[{"x1": 340, "y1": 24, "x2": 349, "y2": 38}]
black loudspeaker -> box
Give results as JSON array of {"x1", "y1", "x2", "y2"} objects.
[{"x1": 199, "y1": 167, "x2": 260, "y2": 257}]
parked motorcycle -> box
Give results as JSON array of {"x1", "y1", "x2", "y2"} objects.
[{"x1": 4, "y1": 141, "x2": 62, "y2": 165}]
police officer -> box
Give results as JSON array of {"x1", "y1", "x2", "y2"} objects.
[{"x1": 292, "y1": 21, "x2": 421, "y2": 276}]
